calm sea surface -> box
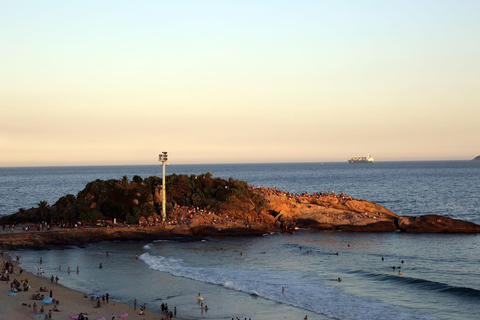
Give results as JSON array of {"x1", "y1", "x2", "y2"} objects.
[{"x1": 2, "y1": 161, "x2": 480, "y2": 320}]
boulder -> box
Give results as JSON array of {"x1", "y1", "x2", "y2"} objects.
[{"x1": 396, "y1": 215, "x2": 480, "y2": 233}]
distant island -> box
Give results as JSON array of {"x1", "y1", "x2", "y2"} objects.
[
  {"x1": 473, "y1": 155, "x2": 480, "y2": 161},
  {"x1": 1, "y1": 173, "x2": 480, "y2": 247}
]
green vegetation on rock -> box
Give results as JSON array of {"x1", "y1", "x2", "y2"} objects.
[{"x1": 0, "y1": 173, "x2": 264, "y2": 225}]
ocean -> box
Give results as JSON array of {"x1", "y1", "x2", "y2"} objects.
[{"x1": 2, "y1": 161, "x2": 480, "y2": 320}]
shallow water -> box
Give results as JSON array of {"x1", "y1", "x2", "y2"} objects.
[{"x1": 11, "y1": 230, "x2": 480, "y2": 320}]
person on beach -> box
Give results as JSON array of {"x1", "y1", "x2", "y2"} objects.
[
  {"x1": 99, "y1": 262, "x2": 103, "y2": 269},
  {"x1": 40, "y1": 257, "x2": 42, "y2": 264},
  {"x1": 106, "y1": 292, "x2": 109, "y2": 303},
  {"x1": 50, "y1": 289, "x2": 53, "y2": 297},
  {"x1": 106, "y1": 251, "x2": 109, "y2": 257},
  {"x1": 50, "y1": 275, "x2": 54, "y2": 283},
  {"x1": 55, "y1": 276, "x2": 59, "y2": 284},
  {"x1": 134, "y1": 298, "x2": 137, "y2": 310},
  {"x1": 33, "y1": 302, "x2": 37, "y2": 314},
  {"x1": 282, "y1": 287, "x2": 285, "y2": 294},
  {"x1": 77, "y1": 266, "x2": 79, "y2": 273}
]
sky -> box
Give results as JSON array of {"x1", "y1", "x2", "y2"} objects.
[{"x1": 1, "y1": 1, "x2": 479, "y2": 166}]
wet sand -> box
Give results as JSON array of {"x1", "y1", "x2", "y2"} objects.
[{"x1": 1, "y1": 255, "x2": 185, "y2": 320}]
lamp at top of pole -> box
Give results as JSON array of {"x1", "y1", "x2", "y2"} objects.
[{"x1": 159, "y1": 151, "x2": 168, "y2": 162}]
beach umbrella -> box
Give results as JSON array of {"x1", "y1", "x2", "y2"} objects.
[
  {"x1": 43, "y1": 297, "x2": 53, "y2": 304},
  {"x1": 8, "y1": 292, "x2": 17, "y2": 296},
  {"x1": 69, "y1": 315, "x2": 79, "y2": 319},
  {"x1": 95, "y1": 317, "x2": 106, "y2": 320},
  {"x1": 90, "y1": 294, "x2": 100, "y2": 298},
  {"x1": 118, "y1": 313, "x2": 128, "y2": 318}
]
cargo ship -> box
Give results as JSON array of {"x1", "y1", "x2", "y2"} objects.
[{"x1": 348, "y1": 154, "x2": 375, "y2": 164}]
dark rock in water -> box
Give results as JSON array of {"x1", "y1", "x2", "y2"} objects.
[
  {"x1": 473, "y1": 155, "x2": 480, "y2": 161},
  {"x1": 396, "y1": 215, "x2": 480, "y2": 233}
]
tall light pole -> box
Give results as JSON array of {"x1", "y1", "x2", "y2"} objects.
[{"x1": 159, "y1": 151, "x2": 168, "y2": 221}]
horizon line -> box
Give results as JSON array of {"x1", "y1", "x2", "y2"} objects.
[{"x1": 0, "y1": 158, "x2": 477, "y2": 169}]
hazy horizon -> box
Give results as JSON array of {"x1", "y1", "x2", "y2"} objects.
[
  {"x1": 1, "y1": 1, "x2": 479, "y2": 167},
  {"x1": 1, "y1": 157, "x2": 478, "y2": 169}
]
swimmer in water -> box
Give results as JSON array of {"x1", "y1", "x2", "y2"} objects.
[
  {"x1": 338, "y1": 277, "x2": 342, "y2": 282},
  {"x1": 99, "y1": 262, "x2": 103, "y2": 269}
]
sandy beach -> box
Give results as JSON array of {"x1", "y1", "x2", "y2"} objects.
[{"x1": 1, "y1": 254, "x2": 184, "y2": 320}]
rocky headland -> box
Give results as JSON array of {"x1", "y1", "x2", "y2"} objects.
[
  {"x1": 1, "y1": 173, "x2": 479, "y2": 247},
  {"x1": 473, "y1": 155, "x2": 480, "y2": 161}
]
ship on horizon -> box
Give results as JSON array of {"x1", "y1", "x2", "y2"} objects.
[{"x1": 348, "y1": 154, "x2": 375, "y2": 164}]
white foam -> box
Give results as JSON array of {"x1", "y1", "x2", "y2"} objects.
[{"x1": 139, "y1": 253, "x2": 439, "y2": 320}]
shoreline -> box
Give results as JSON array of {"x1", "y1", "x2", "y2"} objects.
[{"x1": 1, "y1": 253, "x2": 187, "y2": 320}]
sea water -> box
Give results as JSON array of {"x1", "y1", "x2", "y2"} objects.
[{"x1": 2, "y1": 161, "x2": 480, "y2": 319}]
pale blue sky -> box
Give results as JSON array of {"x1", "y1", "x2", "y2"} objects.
[{"x1": 1, "y1": 1, "x2": 479, "y2": 166}]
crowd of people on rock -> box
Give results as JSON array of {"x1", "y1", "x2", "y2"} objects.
[{"x1": 250, "y1": 185, "x2": 360, "y2": 203}]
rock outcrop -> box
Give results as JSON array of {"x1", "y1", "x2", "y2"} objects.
[
  {"x1": 1, "y1": 175, "x2": 480, "y2": 247},
  {"x1": 396, "y1": 215, "x2": 480, "y2": 233}
]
